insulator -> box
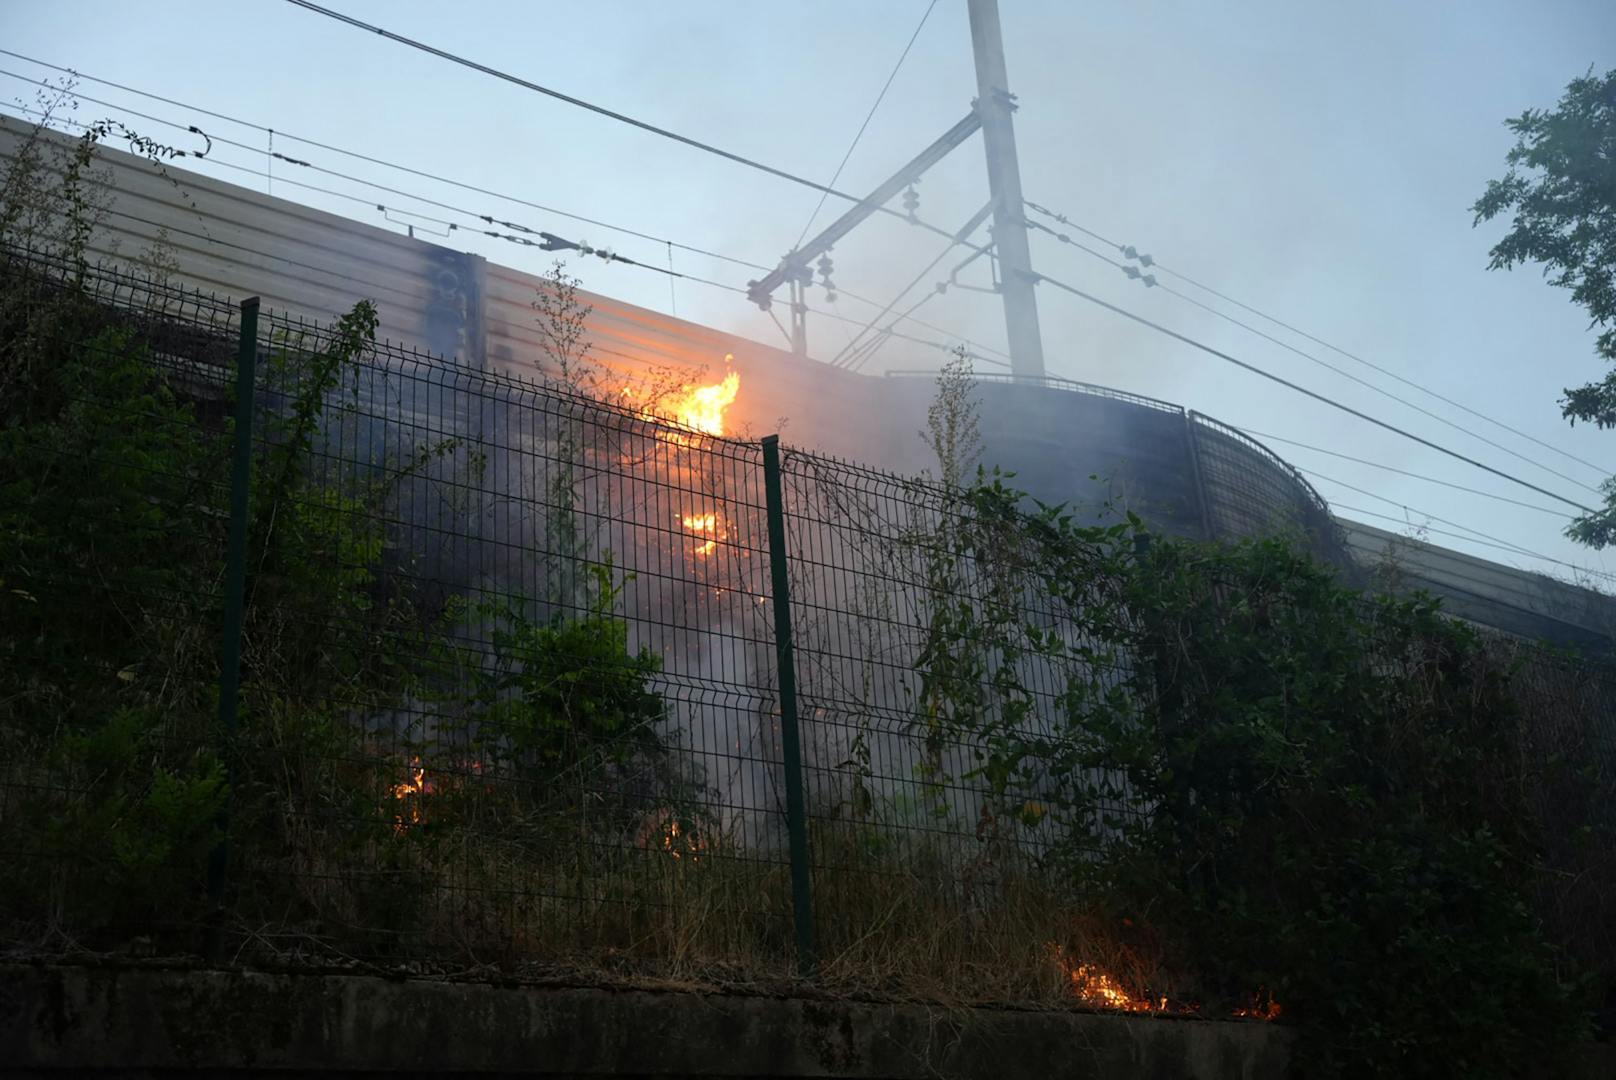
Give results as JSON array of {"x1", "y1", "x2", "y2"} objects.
[{"x1": 1121, "y1": 244, "x2": 1156, "y2": 267}]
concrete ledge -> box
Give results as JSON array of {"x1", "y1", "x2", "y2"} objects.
[{"x1": 1, "y1": 962, "x2": 1293, "y2": 1079}]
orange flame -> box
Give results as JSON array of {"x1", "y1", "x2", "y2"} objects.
[
  {"x1": 621, "y1": 357, "x2": 740, "y2": 443},
  {"x1": 391, "y1": 757, "x2": 432, "y2": 833},
  {"x1": 1233, "y1": 992, "x2": 1283, "y2": 1021},
  {"x1": 662, "y1": 818, "x2": 707, "y2": 861},
  {"x1": 622, "y1": 361, "x2": 741, "y2": 562},
  {"x1": 670, "y1": 368, "x2": 739, "y2": 437},
  {"x1": 1050, "y1": 943, "x2": 1280, "y2": 1020},
  {"x1": 681, "y1": 511, "x2": 724, "y2": 557},
  {"x1": 1068, "y1": 965, "x2": 1164, "y2": 1014},
  {"x1": 636, "y1": 808, "x2": 708, "y2": 861}
]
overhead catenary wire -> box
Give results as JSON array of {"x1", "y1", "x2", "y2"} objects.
[
  {"x1": 1024, "y1": 196, "x2": 1611, "y2": 481},
  {"x1": 0, "y1": 58, "x2": 769, "y2": 272},
  {"x1": 1330, "y1": 502, "x2": 1616, "y2": 585},
  {"x1": 1032, "y1": 268, "x2": 1601, "y2": 516},
  {"x1": 831, "y1": 232, "x2": 977, "y2": 370},
  {"x1": 280, "y1": 1, "x2": 979, "y2": 254},
  {"x1": 0, "y1": 56, "x2": 1012, "y2": 365},
  {"x1": 10, "y1": 102, "x2": 672, "y2": 275},
  {"x1": 841, "y1": 287, "x2": 945, "y2": 373},
  {"x1": 12, "y1": 64, "x2": 1608, "y2": 588},
  {"x1": 846, "y1": 236, "x2": 1008, "y2": 374},
  {"x1": 1235, "y1": 426, "x2": 1573, "y2": 518},
  {"x1": 1302, "y1": 454, "x2": 1616, "y2": 585},
  {"x1": 283, "y1": 0, "x2": 867, "y2": 201},
  {"x1": 1301, "y1": 468, "x2": 1591, "y2": 571},
  {"x1": 1023, "y1": 212, "x2": 1603, "y2": 496},
  {"x1": 673, "y1": 263, "x2": 1005, "y2": 365},
  {"x1": 7, "y1": 100, "x2": 996, "y2": 366},
  {"x1": 793, "y1": 0, "x2": 938, "y2": 250},
  {"x1": 72, "y1": 173, "x2": 994, "y2": 368}
]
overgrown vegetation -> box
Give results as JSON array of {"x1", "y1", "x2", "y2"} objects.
[
  {"x1": 1, "y1": 105, "x2": 1611, "y2": 1080},
  {"x1": 0, "y1": 115, "x2": 685, "y2": 964},
  {"x1": 889, "y1": 357, "x2": 1605, "y2": 1076},
  {"x1": 1474, "y1": 66, "x2": 1616, "y2": 548}
]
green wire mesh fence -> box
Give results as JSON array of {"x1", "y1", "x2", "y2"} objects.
[{"x1": 1, "y1": 246, "x2": 1611, "y2": 1002}]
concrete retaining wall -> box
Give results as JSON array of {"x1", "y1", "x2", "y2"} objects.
[{"x1": 2, "y1": 962, "x2": 1293, "y2": 1079}]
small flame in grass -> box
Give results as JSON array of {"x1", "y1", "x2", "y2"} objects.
[
  {"x1": 388, "y1": 758, "x2": 493, "y2": 834},
  {"x1": 661, "y1": 818, "x2": 707, "y2": 861},
  {"x1": 1068, "y1": 964, "x2": 1164, "y2": 1014},
  {"x1": 1233, "y1": 992, "x2": 1283, "y2": 1021},
  {"x1": 1050, "y1": 942, "x2": 1281, "y2": 1021},
  {"x1": 391, "y1": 757, "x2": 432, "y2": 833},
  {"x1": 636, "y1": 808, "x2": 708, "y2": 861}
]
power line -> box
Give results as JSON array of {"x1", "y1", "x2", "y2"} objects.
[
  {"x1": 7, "y1": 98, "x2": 674, "y2": 276},
  {"x1": 1024, "y1": 212, "x2": 1602, "y2": 496},
  {"x1": 282, "y1": 2, "x2": 994, "y2": 263},
  {"x1": 0, "y1": 53, "x2": 771, "y2": 274},
  {"x1": 1304, "y1": 469, "x2": 1570, "y2": 563},
  {"x1": 831, "y1": 234, "x2": 970, "y2": 369},
  {"x1": 0, "y1": 58, "x2": 1008, "y2": 367},
  {"x1": 283, "y1": 0, "x2": 969, "y2": 255},
  {"x1": 671, "y1": 263, "x2": 1003, "y2": 364},
  {"x1": 1024, "y1": 196, "x2": 1611, "y2": 481},
  {"x1": 9, "y1": 98, "x2": 991, "y2": 362},
  {"x1": 1236, "y1": 426, "x2": 1572, "y2": 518},
  {"x1": 843, "y1": 287, "x2": 944, "y2": 373},
  {"x1": 63, "y1": 157, "x2": 991, "y2": 368},
  {"x1": 1330, "y1": 502, "x2": 1616, "y2": 585},
  {"x1": 284, "y1": 0, "x2": 860, "y2": 201},
  {"x1": 1032, "y1": 268, "x2": 1600, "y2": 515},
  {"x1": 842, "y1": 241, "x2": 998, "y2": 373},
  {"x1": 793, "y1": 0, "x2": 937, "y2": 250}
]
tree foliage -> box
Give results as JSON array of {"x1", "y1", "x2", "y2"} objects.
[
  {"x1": 1474, "y1": 67, "x2": 1616, "y2": 545},
  {"x1": 0, "y1": 115, "x2": 674, "y2": 957},
  {"x1": 902, "y1": 369, "x2": 1593, "y2": 1076}
]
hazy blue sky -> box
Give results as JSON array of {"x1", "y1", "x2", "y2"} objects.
[{"x1": 4, "y1": 0, "x2": 1615, "y2": 582}]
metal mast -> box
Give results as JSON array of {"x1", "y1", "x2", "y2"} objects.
[{"x1": 967, "y1": 0, "x2": 1046, "y2": 380}]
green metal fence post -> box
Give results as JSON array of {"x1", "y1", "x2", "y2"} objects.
[
  {"x1": 207, "y1": 296, "x2": 260, "y2": 956},
  {"x1": 761, "y1": 434, "x2": 817, "y2": 977}
]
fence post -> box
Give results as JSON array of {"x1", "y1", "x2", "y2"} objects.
[
  {"x1": 761, "y1": 434, "x2": 817, "y2": 977},
  {"x1": 207, "y1": 296, "x2": 260, "y2": 956}
]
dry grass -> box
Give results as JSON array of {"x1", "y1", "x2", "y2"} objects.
[{"x1": 217, "y1": 768, "x2": 1179, "y2": 1015}]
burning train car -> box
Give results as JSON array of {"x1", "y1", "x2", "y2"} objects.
[{"x1": 4, "y1": 112, "x2": 1612, "y2": 861}]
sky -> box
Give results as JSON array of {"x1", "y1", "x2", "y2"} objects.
[{"x1": 3, "y1": 0, "x2": 1615, "y2": 584}]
